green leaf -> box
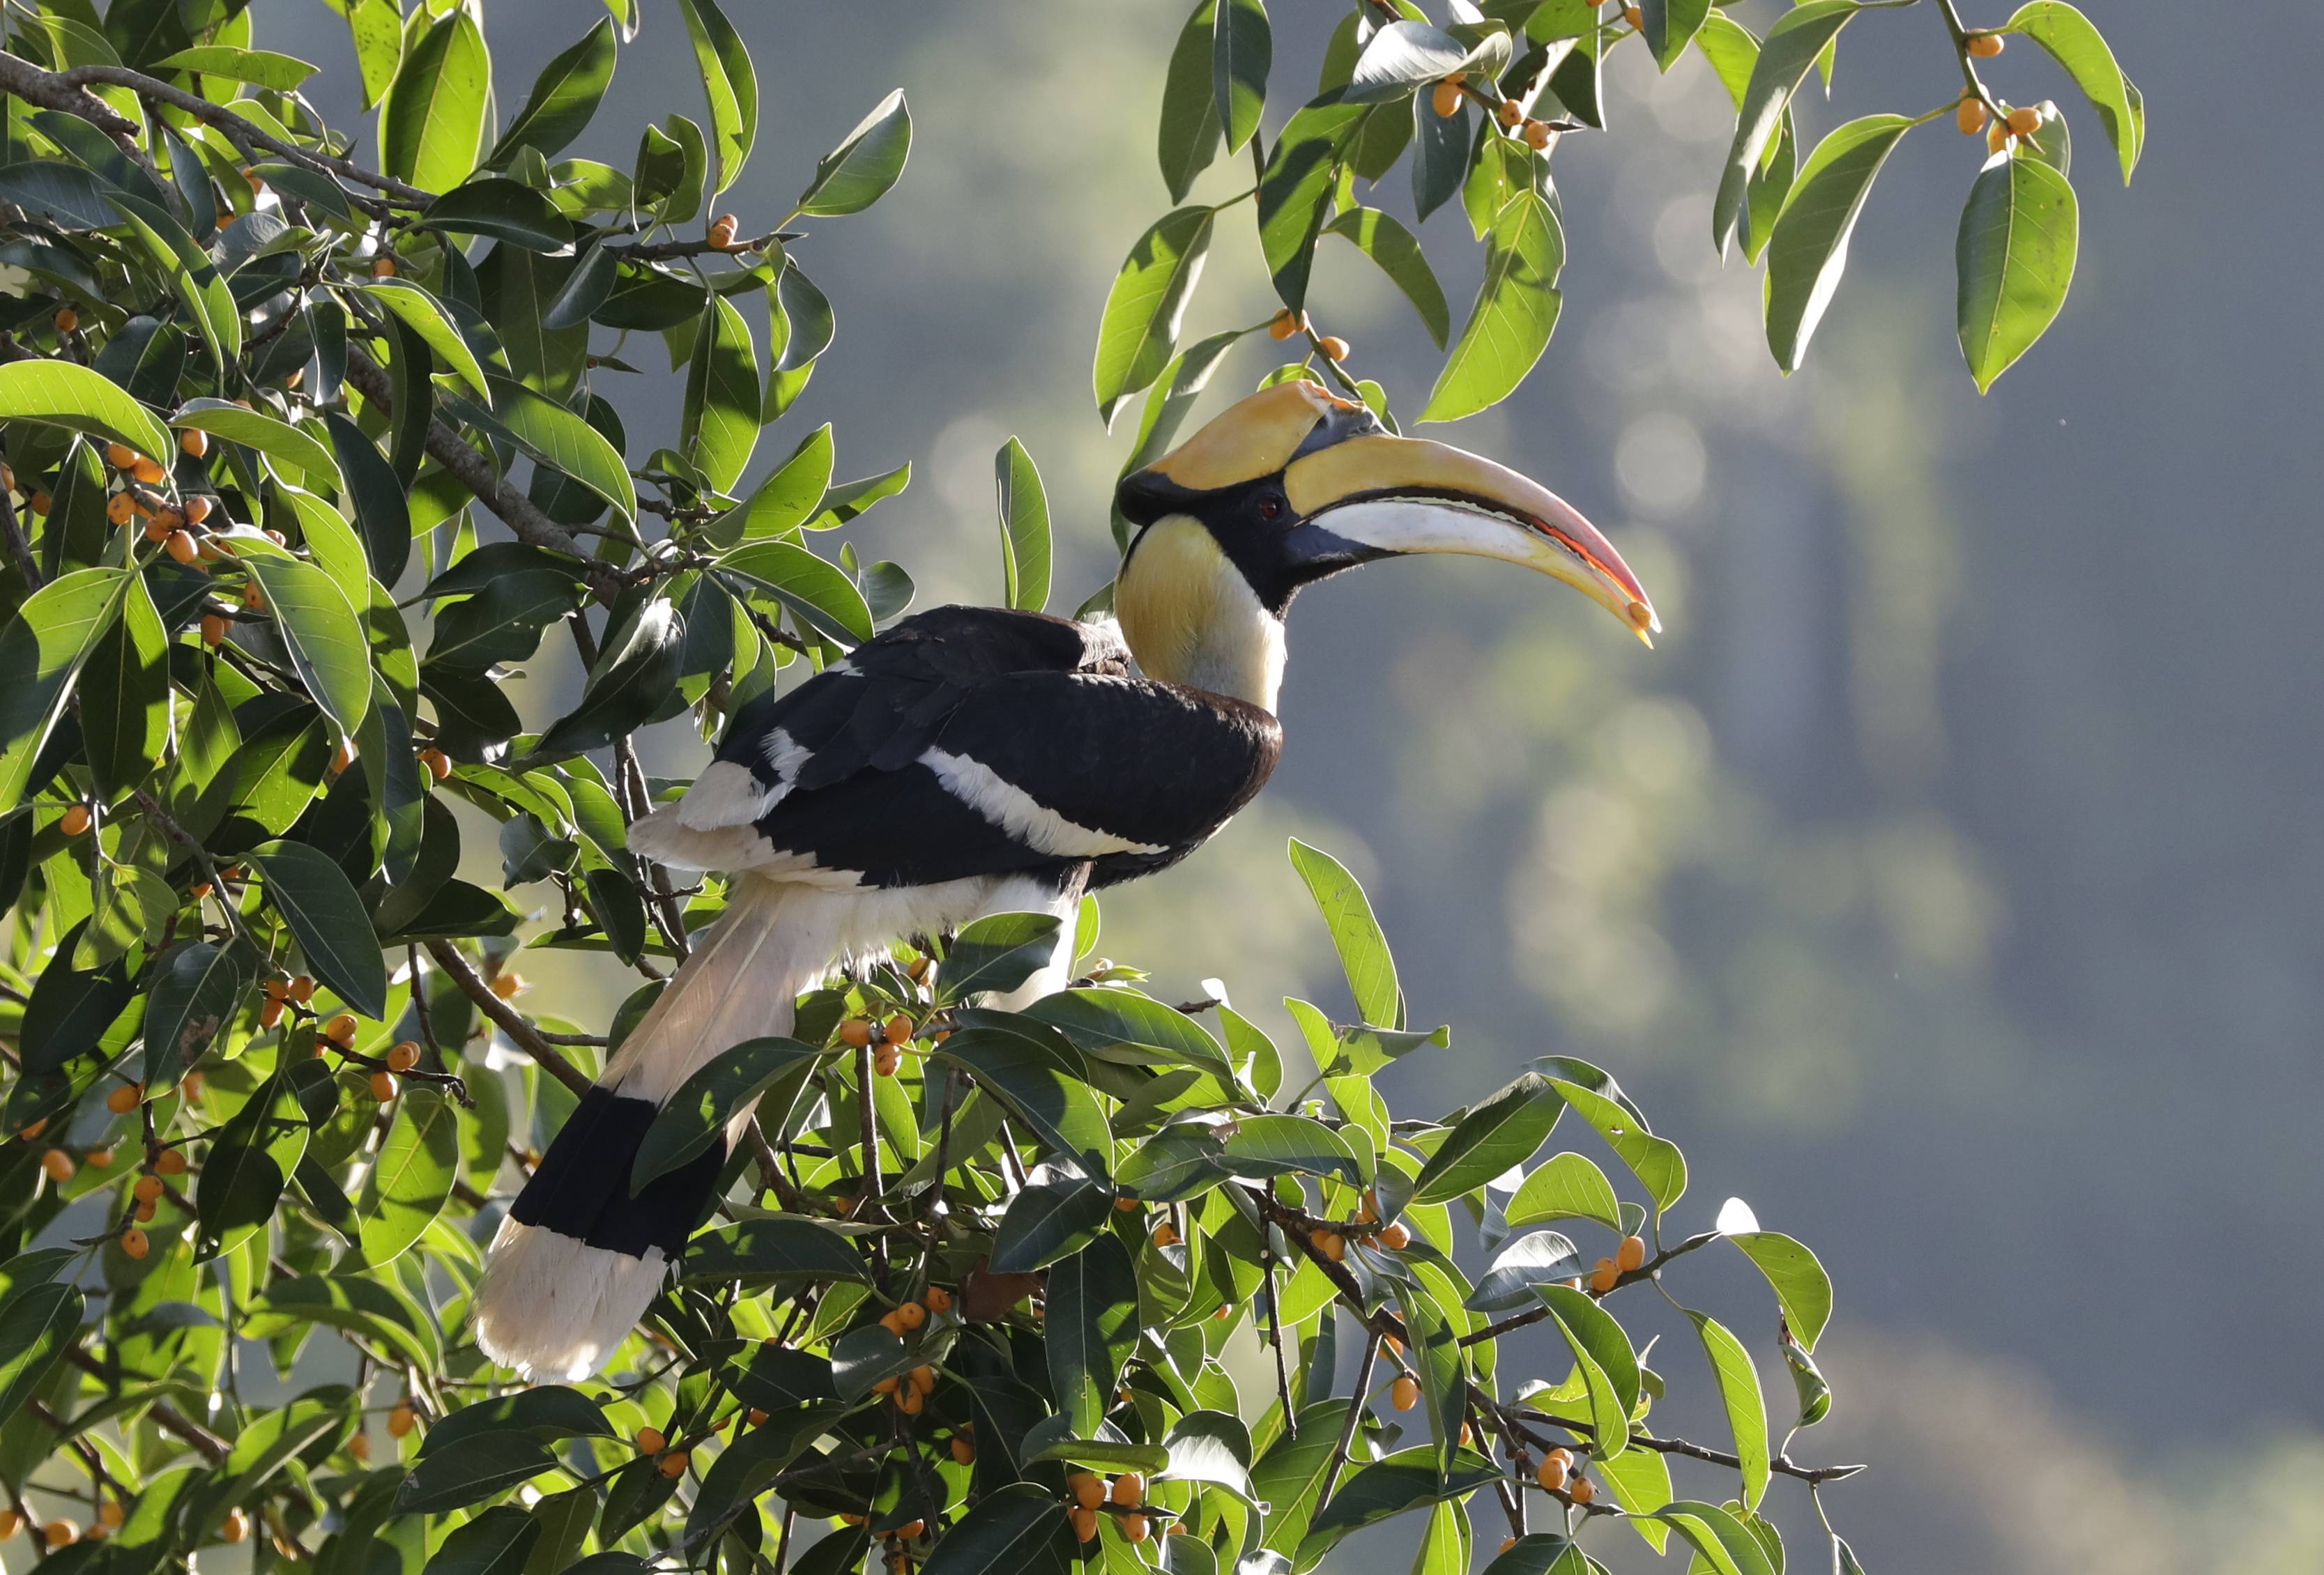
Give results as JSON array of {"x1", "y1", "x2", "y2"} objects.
[
  {"x1": 1686, "y1": 1309, "x2": 1771, "y2": 1507},
  {"x1": 1221, "y1": 1114, "x2": 1362, "y2": 1187},
  {"x1": 1212, "y1": 0, "x2": 1270, "y2": 154},
  {"x1": 323, "y1": 412, "x2": 413, "y2": 587},
  {"x1": 632, "y1": 1036, "x2": 822, "y2": 1192},
  {"x1": 935, "y1": 1027, "x2": 1110, "y2": 1179},
  {"x1": 1160, "y1": 1410, "x2": 1254, "y2": 1500},
  {"x1": 0, "y1": 567, "x2": 134, "y2": 813},
  {"x1": 721, "y1": 424, "x2": 833, "y2": 541},
  {"x1": 360, "y1": 1087, "x2": 460, "y2": 1266},
  {"x1": 421, "y1": 1386, "x2": 615, "y2": 1455},
  {"x1": 681, "y1": 294, "x2": 758, "y2": 492},
  {"x1": 422, "y1": 1505, "x2": 539, "y2": 1575},
  {"x1": 1094, "y1": 206, "x2": 1215, "y2": 428},
  {"x1": 1545, "y1": 1077, "x2": 1685, "y2": 1213},
  {"x1": 1591, "y1": 1445, "x2": 1672, "y2": 1546},
  {"x1": 990, "y1": 1171, "x2": 1113, "y2": 1273},
  {"x1": 797, "y1": 89, "x2": 912, "y2": 216},
  {"x1": 247, "y1": 840, "x2": 388, "y2": 1018},
  {"x1": 245, "y1": 553, "x2": 373, "y2": 742},
  {"x1": 1653, "y1": 1502, "x2": 1778, "y2": 1575},
  {"x1": 2004, "y1": 1, "x2": 2140, "y2": 181},
  {"x1": 77, "y1": 569, "x2": 167, "y2": 797},
  {"x1": 0, "y1": 360, "x2": 171, "y2": 462},
  {"x1": 919, "y1": 1485, "x2": 1074, "y2": 1575},
  {"x1": 1257, "y1": 101, "x2": 1363, "y2": 309},
  {"x1": 1955, "y1": 153, "x2": 2077, "y2": 392},
  {"x1": 491, "y1": 17, "x2": 617, "y2": 164},
  {"x1": 359, "y1": 280, "x2": 492, "y2": 398},
  {"x1": 1324, "y1": 207, "x2": 1449, "y2": 348},
  {"x1": 1530, "y1": 1284, "x2": 1639, "y2": 1459},
  {"x1": 0, "y1": 1283, "x2": 82, "y2": 1428},
  {"x1": 1729, "y1": 1231, "x2": 1834, "y2": 1351},
  {"x1": 396, "y1": 1436, "x2": 560, "y2": 1515},
  {"x1": 1641, "y1": 0, "x2": 1713, "y2": 72},
  {"x1": 536, "y1": 599, "x2": 684, "y2": 754},
  {"x1": 142, "y1": 940, "x2": 254, "y2": 1089},
  {"x1": 1023, "y1": 988, "x2": 1234, "y2": 1081},
  {"x1": 1764, "y1": 114, "x2": 1913, "y2": 374},
  {"x1": 686, "y1": 1402, "x2": 844, "y2": 1543},
  {"x1": 1046, "y1": 1232, "x2": 1140, "y2": 1433},
  {"x1": 173, "y1": 401, "x2": 342, "y2": 489},
  {"x1": 1465, "y1": 1230, "x2": 1583, "y2": 1313},
  {"x1": 380, "y1": 9, "x2": 489, "y2": 194},
  {"x1": 1421, "y1": 191, "x2": 1564, "y2": 423},
  {"x1": 1481, "y1": 1534, "x2": 1588, "y2": 1575},
  {"x1": 1393, "y1": 1280, "x2": 1467, "y2": 1479},
  {"x1": 1505, "y1": 1151, "x2": 1621, "y2": 1231},
  {"x1": 1286, "y1": 837, "x2": 1399, "y2": 1027},
  {"x1": 1412, "y1": 1073, "x2": 1564, "y2": 1204},
  {"x1": 1159, "y1": 1, "x2": 1224, "y2": 203},
  {"x1": 1249, "y1": 1399, "x2": 1352, "y2": 1556},
  {"x1": 421, "y1": 178, "x2": 576, "y2": 252},
  {"x1": 1343, "y1": 20, "x2": 1476, "y2": 102},
  {"x1": 155, "y1": 45, "x2": 319, "y2": 90},
  {"x1": 107, "y1": 192, "x2": 240, "y2": 372},
  {"x1": 1694, "y1": 12, "x2": 1759, "y2": 107},
  {"x1": 1713, "y1": 0, "x2": 1861, "y2": 256},
  {"x1": 195, "y1": 1067, "x2": 310, "y2": 1255},
  {"x1": 1409, "y1": 1499, "x2": 1470, "y2": 1575},
  {"x1": 674, "y1": 0, "x2": 757, "y2": 192},
  {"x1": 484, "y1": 376, "x2": 636, "y2": 528},
  {"x1": 683, "y1": 1217, "x2": 870, "y2": 1283},
  {"x1": 939, "y1": 913, "x2": 1067, "y2": 1004},
  {"x1": 994, "y1": 436, "x2": 1052, "y2": 613},
  {"x1": 714, "y1": 539, "x2": 876, "y2": 646},
  {"x1": 1299, "y1": 1447, "x2": 1501, "y2": 1565},
  {"x1": 1779, "y1": 1323, "x2": 1832, "y2": 1428}
]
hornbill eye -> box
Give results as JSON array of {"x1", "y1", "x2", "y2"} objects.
[{"x1": 1257, "y1": 495, "x2": 1284, "y2": 522}]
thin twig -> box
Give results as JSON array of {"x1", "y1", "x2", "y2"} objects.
[{"x1": 422, "y1": 942, "x2": 592, "y2": 1096}]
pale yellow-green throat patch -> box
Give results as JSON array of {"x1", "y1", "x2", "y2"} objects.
[{"x1": 1117, "y1": 516, "x2": 1286, "y2": 713}]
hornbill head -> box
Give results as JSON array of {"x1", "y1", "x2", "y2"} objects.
[{"x1": 1114, "y1": 381, "x2": 1657, "y2": 707}]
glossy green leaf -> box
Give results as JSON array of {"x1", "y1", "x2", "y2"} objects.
[
  {"x1": 422, "y1": 1505, "x2": 538, "y2": 1575},
  {"x1": 536, "y1": 599, "x2": 684, "y2": 754},
  {"x1": 1324, "y1": 206, "x2": 1449, "y2": 348},
  {"x1": 421, "y1": 178, "x2": 575, "y2": 252},
  {"x1": 682, "y1": 1217, "x2": 869, "y2": 1283},
  {"x1": 76, "y1": 569, "x2": 167, "y2": 797},
  {"x1": 681, "y1": 293, "x2": 758, "y2": 492},
  {"x1": 1159, "y1": 1, "x2": 1224, "y2": 203},
  {"x1": 195, "y1": 1068, "x2": 310, "y2": 1254},
  {"x1": 1465, "y1": 1230, "x2": 1583, "y2": 1313},
  {"x1": 714, "y1": 539, "x2": 876, "y2": 646},
  {"x1": 0, "y1": 1283, "x2": 82, "y2": 1428},
  {"x1": 107, "y1": 192, "x2": 240, "y2": 372},
  {"x1": 359, "y1": 280, "x2": 492, "y2": 397},
  {"x1": 1592, "y1": 1445, "x2": 1672, "y2": 1546},
  {"x1": 1531, "y1": 1284, "x2": 1639, "y2": 1459},
  {"x1": 1546, "y1": 1077, "x2": 1685, "y2": 1212},
  {"x1": 1257, "y1": 102, "x2": 1363, "y2": 309},
  {"x1": 1420, "y1": 191, "x2": 1564, "y2": 423},
  {"x1": 723, "y1": 424, "x2": 833, "y2": 541},
  {"x1": 142, "y1": 940, "x2": 254, "y2": 1089},
  {"x1": 919, "y1": 1485, "x2": 1074, "y2": 1575},
  {"x1": 380, "y1": 9, "x2": 490, "y2": 194},
  {"x1": 1287, "y1": 837, "x2": 1399, "y2": 1027},
  {"x1": 1694, "y1": 12, "x2": 1759, "y2": 107},
  {"x1": 1764, "y1": 114, "x2": 1913, "y2": 374},
  {"x1": 989, "y1": 1171, "x2": 1113, "y2": 1273},
  {"x1": 2005, "y1": 1, "x2": 2139, "y2": 180},
  {"x1": 1479, "y1": 1534, "x2": 1588, "y2": 1575},
  {"x1": 0, "y1": 567, "x2": 133, "y2": 813},
  {"x1": 1641, "y1": 0, "x2": 1712, "y2": 71},
  {"x1": 685, "y1": 1403, "x2": 844, "y2": 1542},
  {"x1": 491, "y1": 17, "x2": 617, "y2": 164},
  {"x1": 1412, "y1": 1073, "x2": 1564, "y2": 1204},
  {"x1": 1779, "y1": 1323, "x2": 1833, "y2": 1427},
  {"x1": 935, "y1": 1027, "x2": 1110, "y2": 1179},
  {"x1": 1299, "y1": 1446, "x2": 1501, "y2": 1565},
  {"x1": 995, "y1": 436, "x2": 1052, "y2": 613},
  {"x1": 0, "y1": 360, "x2": 171, "y2": 461},
  {"x1": 485, "y1": 376, "x2": 636, "y2": 527},
  {"x1": 1687, "y1": 1309, "x2": 1771, "y2": 1507},
  {"x1": 1713, "y1": 0, "x2": 1860, "y2": 256},
  {"x1": 1956, "y1": 152, "x2": 2077, "y2": 392},
  {"x1": 797, "y1": 89, "x2": 911, "y2": 216},
  {"x1": 1212, "y1": 0, "x2": 1269, "y2": 153},
  {"x1": 674, "y1": 0, "x2": 756, "y2": 192},
  {"x1": 174, "y1": 401, "x2": 342, "y2": 489},
  {"x1": 1393, "y1": 1278, "x2": 1467, "y2": 1477},
  {"x1": 245, "y1": 553, "x2": 373, "y2": 742},
  {"x1": 1505, "y1": 1151, "x2": 1622, "y2": 1231},
  {"x1": 248, "y1": 840, "x2": 388, "y2": 1017},
  {"x1": 323, "y1": 412, "x2": 413, "y2": 586},
  {"x1": 1094, "y1": 206, "x2": 1215, "y2": 428},
  {"x1": 396, "y1": 1438, "x2": 559, "y2": 1515},
  {"x1": 360, "y1": 1087, "x2": 460, "y2": 1266},
  {"x1": 1729, "y1": 1230, "x2": 1835, "y2": 1351},
  {"x1": 1653, "y1": 1501, "x2": 1778, "y2": 1575},
  {"x1": 1046, "y1": 1232, "x2": 1140, "y2": 1433},
  {"x1": 632, "y1": 1036, "x2": 822, "y2": 1192},
  {"x1": 940, "y1": 912, "x2": 1067, "y2": 1003},
  {"x1": 155, "y1": 45, "x2": 318, "y2": 90},
  {"x1": 1248, "y1": 1399, "x2": 1352, "y2": 1556},
  {"x1": 1343, "y1": 20, "x2": 1471, "y2": 102}
]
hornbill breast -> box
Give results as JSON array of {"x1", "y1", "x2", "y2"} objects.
[{"x1": 634, "y1": 605, "x2": 1282, "y2": 891}]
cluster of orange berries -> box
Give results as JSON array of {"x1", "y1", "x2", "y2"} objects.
[
  {"x1": 1430, "y1": 75, "x2": 1559, "y2": 151},
  {"x1": 1267, "y1": 308, "x2": 1350, "y2": 364},
  {"x1": 1067, "y1": 1470, "x2": 1152, "y2": 1544},
  {"x1": 840, "y1": 1011, "x2": 924, "y2": 1075},
  {"x1": 1584, "y1": 1232, "x2": 1649, "y2": 1294},
  {"x1": 89, "y1": 436, "x2": 224, "y2": 569},
  {"x1": 707, "y1": 212, "x2": 742, "y2": 250},
  {"x1": 1531, "y1": 1444, "x2": 1593, "y2": 1503},
  {"x1": 633, "y1": 1424, "x2": 693, "y2": 1478},
  {"x1": 259, "y1": 972, "x2": 317, "y2": 1029},
  {"x1": 417, "y1": 741, "x2": 452, "y2": 782}
]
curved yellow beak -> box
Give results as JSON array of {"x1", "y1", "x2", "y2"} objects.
[{"x1": 1283, "y1": 433, "x2": 1660, "y2": 645}]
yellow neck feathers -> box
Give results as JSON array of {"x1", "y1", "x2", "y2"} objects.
[{"x1": 1117, "y1": 516, "x2": 1285, "y2": 713}]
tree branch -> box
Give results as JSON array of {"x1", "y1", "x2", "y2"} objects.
[{"x1": 422, "y1": 941, "x2": 593, "y2": 1096}]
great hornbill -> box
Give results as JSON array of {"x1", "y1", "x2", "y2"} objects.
[{"x1": 474, "y1": 381, "x2": 1657, "y2": 1377}]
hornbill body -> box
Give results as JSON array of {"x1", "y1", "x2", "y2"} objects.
[{"x1": 475, "y1": 382, "x2": 1656, "y2": 1377}]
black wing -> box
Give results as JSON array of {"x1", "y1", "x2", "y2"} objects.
[{"x1": 645, "y1": 606, "x2": 1280, "y2": 889}]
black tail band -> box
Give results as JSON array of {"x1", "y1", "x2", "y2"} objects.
[{"x1": 510, "y1": 1086, "x2": 726, "y2": 1259}]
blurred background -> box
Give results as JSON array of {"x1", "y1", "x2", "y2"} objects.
[{"x1": 272, "y1": 3, "x2": 2322, "y2": 1569}]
